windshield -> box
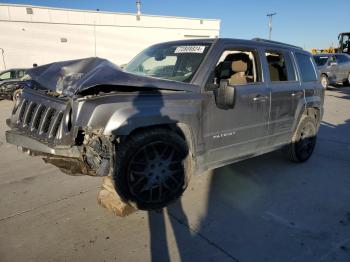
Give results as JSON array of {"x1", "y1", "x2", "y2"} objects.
[
  {"x1": 124, "y1": 43, "x2": 211, "y2": 82},
  {"x1": 313, "y1": 56, "x2": 329, "y2": 66}
]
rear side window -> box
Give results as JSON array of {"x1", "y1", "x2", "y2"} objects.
[
  {"x1": 265, "y1": 51, "x2": 296, "y2": 82},
  {"x1": 17, "y1": 70, "x2": 26, "y2": 78},
  {"x1": 335, "y1": 55, "x2": 350, "y2": 63},
  {"x1": 295, "y1": 53, "x2": 317, "y2": 82}
]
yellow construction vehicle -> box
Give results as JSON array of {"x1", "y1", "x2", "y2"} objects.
[
  {"x1": 338, "y1": 32, "x2": 350, "y2": 54},
  {"x1": 312, "y1": 32, "x2": 350, "y2": 54},
  {"x1": 311, "y1": 47, "x2": 336, "y2": 54}
]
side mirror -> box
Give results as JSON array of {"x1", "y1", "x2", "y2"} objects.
[{"x1": 214, "y1": 79, "x2": 235, "y2": 109}]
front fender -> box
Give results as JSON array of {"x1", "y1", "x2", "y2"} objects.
[
  {"x1": 104, "y1": 106, "x2": 178, "y2": 135},
  {"x1": 103, "y1": 103, "x2": 200, "y2": 157}
]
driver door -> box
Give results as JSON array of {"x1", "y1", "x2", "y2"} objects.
[{"x1": 201, "y1": 46, "x2": 270, "y2": 165}]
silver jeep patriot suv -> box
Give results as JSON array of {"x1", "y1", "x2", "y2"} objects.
[{"x1": 6, "y1": 38, "x2": 324, "y2": 210}]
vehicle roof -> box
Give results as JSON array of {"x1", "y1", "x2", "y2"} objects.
[
  {"x1": 0, "y1": 69, "x2": 27, "y2": 76},
  {"x1": 0, "y1": 68, "x2": 27, "y2": 73},
  {"x1": 313, "y1": 53, "x2": 350, "y2": 57},
  {"x1": 155, "y1": 37, "x2": 307, "y2": 53},
  {"x1": 313, "y1": 54, "x2": 333, "y2": 57}
]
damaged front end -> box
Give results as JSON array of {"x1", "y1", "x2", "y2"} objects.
[
  {"x1": 6, "y1": 87, "x2": 113, "y2": 177},
  {"x1": 42, "y1": 132, "x2": 113, "y2": 176},
  {"x1": 5, "y1": 57, "x2": 192, "y2": 177}
]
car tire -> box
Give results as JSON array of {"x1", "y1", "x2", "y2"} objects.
[
  {"x1": 113, "y1": 128, "x2": 192, "y2": 210},
  {"x1": 344, "y1": 73, "x2": 350, "y2": 86},
  {"x1": 320, "y1": 74, "x2": 329, "y2": 89},
  {"x1": 284, "y1": 115, "x2": 317, "y2": 163},
  {"x1": 12, "y1": 89, "x2": 22, "y2": 102}
]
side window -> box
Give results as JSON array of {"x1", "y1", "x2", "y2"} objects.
[
  {"x1": 17, "y1": 70, "x2": 25, "y2": 78},
  {"x1": 295, "y1": 53, "x2": 317, "y2": 82},
  {"x1": 214, "y1": 49, "x2": 261, "y2": 86},
  {"x1": 265, "y1": 51, "x2": 296, "y2": 82},
  {"x1": 329, "y1": 56, "x2": 336, "y2": 63},
  {"x1": 335, "y1": 55, "x2": 348, "y2": 64},
  {"x1": 10, "y1": 71, "x2": 16, "y2": 79},
  {"x1": 0, "y1": 71, "x2": 11, "y2": 80}
]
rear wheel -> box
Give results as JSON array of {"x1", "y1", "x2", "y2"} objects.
[
  {"x1": 113, "y1": 128, "x2": 191, "y2": 210},
  {"x1": 343, "y1": 73, "x2": 350, "y2": 86},
  {"x1": 284, "y1": 115, "x2": 317, "y2": 163},
  {"x1": 321, "y1": 74, "x2": 329, "y2": 89}
]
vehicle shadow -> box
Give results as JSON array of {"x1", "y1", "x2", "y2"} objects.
[
  {"x1": 192, "y1": 117, "x2": 350, "y2": 261},
  {"x1": 125, "y1": 90, "x2": 194, "y2": 262},
  {"x1": 148, "y1": 201, "x2": 193, "y2": 262},
  {"x1": 327, "y1": 86, "x2": 350, "y2": 100},
  {"x1": 139, "y1": 87, "x2": 350, "y2": 261}
]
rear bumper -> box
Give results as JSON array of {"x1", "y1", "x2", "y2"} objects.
[{"x1": 6, "y1": 129, "x2": 81, "y2": 158}]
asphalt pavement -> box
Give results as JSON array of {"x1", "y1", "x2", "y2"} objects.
[{"x1": 0, "y1": 87, "x2": 349, "y2": 262}]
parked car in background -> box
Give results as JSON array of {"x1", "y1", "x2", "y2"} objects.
[
  {"x1": 0, "y1": 68, "x2": 27, "y2": 100},
  {"x1": 313, "y1": 53, "x2": 350, "y2": 89}
]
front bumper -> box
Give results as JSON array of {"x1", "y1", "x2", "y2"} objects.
[{"x1": 6, "y1": 129, "x2": 81, "y2": 158}]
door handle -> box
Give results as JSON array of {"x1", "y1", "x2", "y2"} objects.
[{"x1": 253, "y1": 94, "x2": 268, "y2": 102}]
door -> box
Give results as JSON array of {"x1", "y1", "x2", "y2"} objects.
[
  {"x1": 327, "y1": 55, "x2": 339, "y2": 83},
  {"x1": 335, "y1": 54, "x2": 349, "y2": 82},
  {"x1": 264, "y1": 49, "x2": 302, "y2": 145},
  {"x1": 201, "y1": 46, "x2": 270, "y2": 165}
]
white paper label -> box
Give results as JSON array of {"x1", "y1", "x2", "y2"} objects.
[{"x1": 175, "y1": 46, "x2": 206, "y2": 54}]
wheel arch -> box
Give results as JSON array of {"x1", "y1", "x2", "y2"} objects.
[
  {"x1": 293, "y1": 105, "x2": 322, "y2": 134},
  {"x1": 114, "y1": 122, "x2": 196, "y2": 159}
]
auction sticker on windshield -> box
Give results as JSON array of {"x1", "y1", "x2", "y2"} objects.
[{"x1": 175, "y1": 46, "x2": 206, "y2": 53}]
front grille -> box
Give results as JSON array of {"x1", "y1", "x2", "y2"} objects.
[
  {"x1": 42, "y1": 108, "x2": 56, "y2": 134},
  {"x1": 14, "y1": 97, "x2": 66, "y2": 143}
]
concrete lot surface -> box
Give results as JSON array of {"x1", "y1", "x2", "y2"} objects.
[{"x1": 0, "y1": 88, "x2": 350, "y2": 262}]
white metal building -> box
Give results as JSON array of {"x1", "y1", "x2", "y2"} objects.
[{"x1": 0, "y1": 3, "x2": 220, "y2": 71}]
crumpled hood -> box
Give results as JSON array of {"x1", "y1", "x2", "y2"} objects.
[{"x1": 26, "y1": 57, "x2": 195, "y2": 96}]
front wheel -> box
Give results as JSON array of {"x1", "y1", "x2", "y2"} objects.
[
  {"x1": 284, "y1": 115, "x2": 317, "y2": 163},
  {"x1": 113, "y1": 129, "x2": 191, "y2": 210}
]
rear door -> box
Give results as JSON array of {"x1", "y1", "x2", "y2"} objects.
[
  {"x1": 335, "y1": 54, "x2": 349, "y2": 82},
  {"x1": 327, "y1": 55, "x2": 339, "y2": 83},
  {"x1": 263, "y1": 48, "x2": 302, "y2": 145}
]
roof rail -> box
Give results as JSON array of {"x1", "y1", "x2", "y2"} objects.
[{"x1": 252, "y1": 38, "x2": 303, "y2": 50}]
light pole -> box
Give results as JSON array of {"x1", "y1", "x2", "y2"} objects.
[
  {"x1": 0, "y1": 48, "x2": 6, "y2": 70},
  {"x1": 267, "y1": 12, "x2": 277, "y2": 40}
]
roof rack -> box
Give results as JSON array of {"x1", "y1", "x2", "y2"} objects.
[{"x1": 252, "y1": 38, "x2": 303, "y2": 50}]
